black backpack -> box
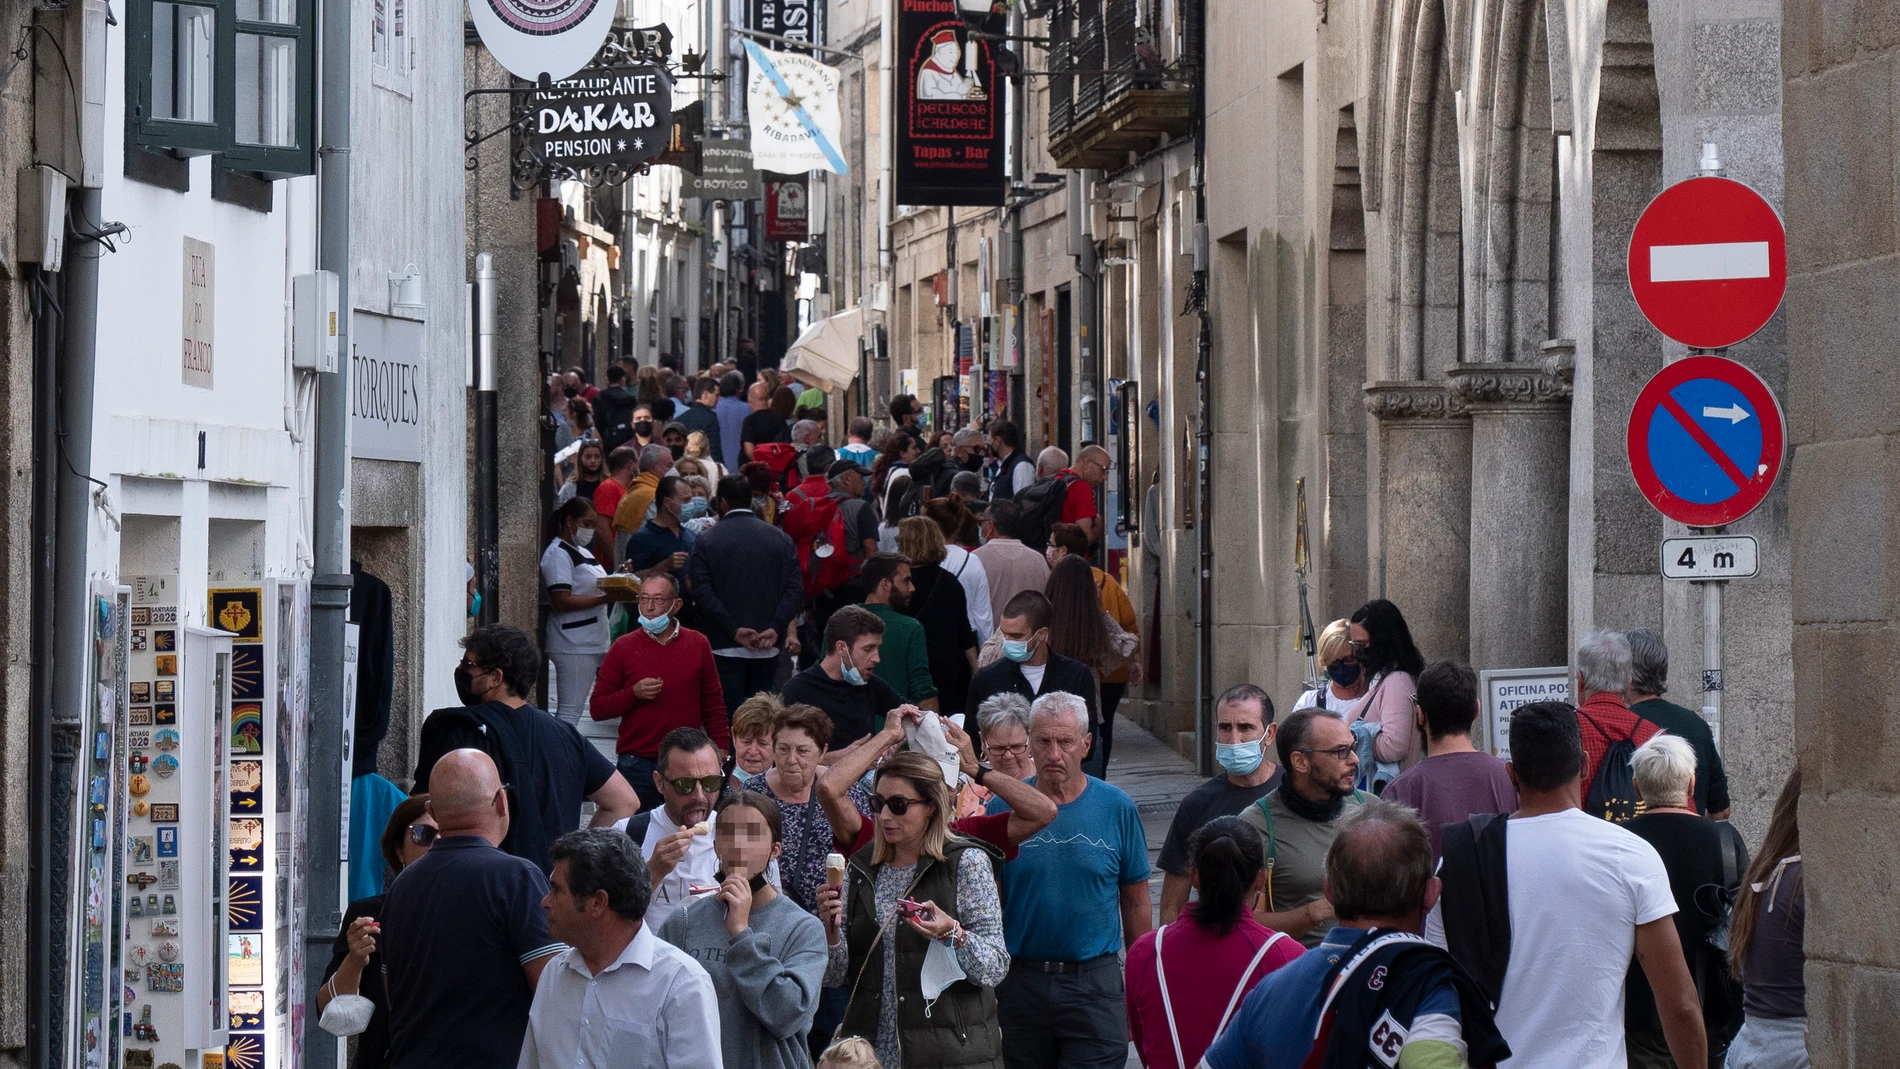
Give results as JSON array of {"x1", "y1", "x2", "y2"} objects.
[
  {"x1": 1012, "y1": 472, "x2": 1077, "y2": 552},
  {"x1": 1579, "y1": 708, "x2": 1643, "y2": 824}
]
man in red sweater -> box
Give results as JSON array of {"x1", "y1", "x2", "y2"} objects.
[
  {"x1": 590, "y1": 574, "x2": 731, "y2": 812},
  {"x1": 1574, "y1": 629, "x2": 1660, "y2": 792}
]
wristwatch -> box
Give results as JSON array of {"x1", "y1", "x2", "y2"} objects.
[{"x1": 973, "y1": 762, "x2": 993, "y2": 787}]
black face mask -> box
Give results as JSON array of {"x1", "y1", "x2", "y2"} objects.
[
  {"x1": 669, "y1": 444, "x2": 685, "y2": 460},
  {"x1": 454, "y1": 663, "x2": 481, "y2": 706},
  {"x1": 717, "y1": 870, "x2": 772, "y2": 895},
  {"x1": 633, "y1": 421, "x2": 654, "y2": 437}
]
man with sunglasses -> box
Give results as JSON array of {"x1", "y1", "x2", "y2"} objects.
[
  {"x1": 592, "y1": 574, "x2": 732, "y2": 813},
  {"x1": 617, "y1": 727, "x2": 779, "y2": 930},
  {"x1": 1238, "y1": 709, "x2": 1367, "y2": 948}
]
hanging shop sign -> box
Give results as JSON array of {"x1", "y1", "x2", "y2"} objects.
[
  {"x1": 351, "y1": 312, "x2": 425, "y2": 464},
  {"x1": 765, "y1": 173, "x2": 810, "y2": 241},
  {"x1": 689, "y1": 137, "x2": 764, "y2": 201},
  {"x1": 749, "y1": 0, "x2": 824, "y2": 49},
  {"x1": 655, "y1": 99, "x2": 704, "y2": 173},
  {"x1": 529, "y1": 65, "x2": 674, "y2": 172},
  {"x1": 744, "y1": 41, "x2": 847, "y2": 174},
  {"x1": 466, "y1": 0, "x2": 618, "y2": 82},
  {"x1": 894, "y1": 0, "x2": 1006, "y2": 207}
]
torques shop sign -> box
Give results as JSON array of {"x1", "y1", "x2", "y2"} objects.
[{"x1": 530, "y1": 65, "x2": 674, "y2": 173}]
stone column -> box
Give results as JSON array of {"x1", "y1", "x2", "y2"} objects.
[
  {"x1": 1365, "y1": 383, "x2": 1473, "y2": 663},
  {"x1": 1450, "y1": 360, "x2": 1573, "y2": 681}
]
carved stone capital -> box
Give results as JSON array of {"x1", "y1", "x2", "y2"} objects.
[
  {"x1": 1363, "y1": 381, "x2": 1468, "y2": 421},
  {"x1": 1447, "y1": 363, "x2": 1574, "y2": 406}
]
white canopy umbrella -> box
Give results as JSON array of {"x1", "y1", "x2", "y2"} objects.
[{"x1": 780, "y1": 307, "x2": 863, "y2": 393}]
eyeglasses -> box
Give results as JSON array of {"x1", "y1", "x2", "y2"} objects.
[
  {"x1": 460, "y1": 658, "x2": 489, "y2": 673},
  {"x1": 636, "y1": 595, "x2": 676, "y2": 608},
  {"x1": 408, "y1": 824, "x2": 438, "y2": 847},
  {"x1": 867, "y1": 793, "x2": 930, "y2": 816},
  {"x1": 1297, "y1": 744, "x2": 1358, "y2": 761},
  {"x1": 664, "y1": 775, "x2": 727, "y2": 796},
  {"x1": 986, "y1": 742, "x2": 1030, "y2": 758},
  {"x1": 1347, "y1": 638, "x2": 1371, "y2": 651}
]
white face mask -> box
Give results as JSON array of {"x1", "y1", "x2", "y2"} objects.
[
  {"x1": 320, "y1": 992, "x2": 376, "y2": 1037},
  {"x1": 573, "y1": 526, "x2": 595, "y2": 547},
  {"x1": 919, "y1": 937, "x2": 968, "y2": 1011}
]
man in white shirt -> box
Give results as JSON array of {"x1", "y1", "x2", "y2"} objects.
[
  {"x1": 519, "y1": 829, "x2": 723, "y2": 1069},
  {"x1": 1426, "y1": 700, "x2": 1706, "y2": 1069}
]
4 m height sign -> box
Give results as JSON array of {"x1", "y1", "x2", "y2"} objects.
[{"x1": 894, "y1": 0, "x2": 1006, "y2": 206}]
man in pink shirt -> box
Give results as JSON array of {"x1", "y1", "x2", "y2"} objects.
[{"x1": 589, "y1": 574, "x2": 730, "y2": 812}]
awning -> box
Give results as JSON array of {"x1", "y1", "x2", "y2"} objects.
[{"x1": 780, "y1": 308, "x2": 862, "y2": 393}]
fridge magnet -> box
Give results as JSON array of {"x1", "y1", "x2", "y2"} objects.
[
  {"x1": 158, "y1": 861, "x2": 179, "y2": 889},
  {"x1": 129, "y1": 706, "x2": 152, "y2": 726},
  {"x1": 229, "y1": 989, "x2": 265, "y2": 1029},
  {"x1": 227, "y1": 876, "x2": 262, "y2": 928},
  {"x1": 127, "y1": 774, "x2": 150, "y2": 797},
  {"x1": 230, "y1": 759, "x2": 263, "y2": 807},
  {"x1": 225, "y1": 1033, "x2": 264, "y2": 1069},
  {"x1": 227, "y1": 933, "x2": 263, "y2": 986},
  {"x1": 124, "y1": 1050, "x2": 153, "y2": 1069},
  {"x1": 130, "y1": 607, "x2": 150, "y2": 627},
  {"x1": 129, "y1": 837, "x2": 154, "y2": 864},
  {"x1": 153, "y1": 655, "x2": 177, "y2": 677},
  {"x1": 146, "y1": 963, "x2": 183, "y2": 993},
  {"x1": 160, "y1": 894, "x2": 175, "y2": 915},
  {"x1": 153, "y1": 704, "x2": 175, "y2": 725},
  {"x1": 151, "y1": 754, "x2": 178, "y2": 778},
  {"x1": 129, "y1": 730, "x2": 151, "y2": 749},
  {"x1": 147, "y1": 893, "x2": 159, "y2": 915},
  {"x1": 210, "y1": 589, "x2": 263, "y2": 641},
  {"x1": 156, "y1": 827, "x2": 177, "y2": 857},
  {"x1": 153, "y1": 629, "x2": 176, "y2": 652},
  {"x1": 151, "y1": 919, "x2": 177, "y2": 937},
  {"x1": 153, "y1": 728, "x2": 180, "y2": 751},
  {"x1": 130, "y1": 629, "x2": 147, "y2": 651},
  {"x1": 149, "y1": 606, "x2": 176, "y2": 625},
  {"x1": 156, "y1": 940, "x2": 179, "y2": 962},
  {"x1": 129, "y1": 753, "x2": 149, "y2": 776},
  {"x1": 149, "y1": 803, "x2": 178, "y2": 822},
  {"x1": 231, "y1": 646, "x2": 264, "y2": 700},
  {"x1": 131, "y1": 944, "x2": 149, "y2": 967},
  {"x1": 134, "y1": 1004, "x2": 161, "y2": 1038},
  {"x1": 154, "y1": 681, "x2": 174, "y2": 701},
  {"x1": 131, "y1": 800, "x2": 148, "y2": 818},
  {"x1": 128, "y1": 895, "x2": 142, "y2": 918},
  {"x1": 230, "y1": 705, "x2": 264, "y2": 754},
  {"x1": 130, "y1": 682, "x2": 150, "y2": 703}
]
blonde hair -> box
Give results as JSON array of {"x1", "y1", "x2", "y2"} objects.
[
  {"x1": 817, "y1": 1037, "x2": 881, "y2": 1069},
  {"x1": 1316, "y1": 618, "x2": 1353, "y2": 667},
  {"x1": 871, "y1": 751, "x2": 952, "y2": 866},
  {"x1": 685, "y1": 430, "x2": 712, "y2": 459},
  {"x1": 896, "y1": 515, "x2": 947, "y2": 566},
  {"x1": 1632, "y1": 733, "x2": 1696, "y2": 808},
  {"x1": 731, "y1": 692, "x2": 786, "y2": 741}
]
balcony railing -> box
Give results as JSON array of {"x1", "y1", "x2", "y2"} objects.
[{"x1": 1044, "y1": 0, "x2": 1194, "y2": 171}]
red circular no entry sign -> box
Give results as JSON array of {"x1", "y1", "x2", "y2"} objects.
[{"x1": 1627, "y1": 176, "x2": 1786, "y2": 350}]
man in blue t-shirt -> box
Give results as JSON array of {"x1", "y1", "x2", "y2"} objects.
[
  {"x1": 990, "y1": 691, "x2": 1151, "y2": 1069},
  {"x1": 1202, "y1": 800, "x2": 1505, "y2": 1069}
]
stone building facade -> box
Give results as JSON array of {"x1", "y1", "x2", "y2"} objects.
[{"x1": 1782, "y1": 0, "x2": 1900, "y2": 1060}]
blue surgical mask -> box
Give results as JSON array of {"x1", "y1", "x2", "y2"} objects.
[
  {"x1": 1002, "y1": 634, "x2": 1038, "y2": 663},
  {"x1": 1215, "y1": 738, "x2": 1264, "y2": 777},
  {"x1": 638, "y1": 612, "x2": 671, "y2": 634},
  {"x1": 468, "y1": 590, "x2": 482, "y2": 618},
  {"x1": 1327, "y1": 661, "x2": 1362, "y2": 687},
  {"x1": 680, "y1": 497, "x2": 710, "y2": 521}
]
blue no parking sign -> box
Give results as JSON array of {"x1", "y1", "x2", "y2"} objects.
[{"x1": 1626, "y1": 356, "x2": 1785, "y2": 527}]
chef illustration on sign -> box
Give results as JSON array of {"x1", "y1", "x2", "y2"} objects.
[{"x1": 917, "y1": 28, "x2": 985, "y2": 101}]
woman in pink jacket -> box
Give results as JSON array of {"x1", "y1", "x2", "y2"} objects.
[{"x1": 1346, "y1": 599, "x2": 1427, "y2": 778}]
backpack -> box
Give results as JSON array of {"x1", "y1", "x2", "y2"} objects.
[
  {"x1": 1012, "y1": 472, "x2": 1077, "y2": 552},
  {"x1": 784, "y1": 486, "x2": 855, "y2": 600},
  {"x1": 750, "y1": 441, "x2": 800, "y2": 485},
  {"x1": 1579, "y1": 708, "x2": 1643, "y2": 824},
  {"x1": 415, "y1": 701, "x2": 537, "y2": 859}
]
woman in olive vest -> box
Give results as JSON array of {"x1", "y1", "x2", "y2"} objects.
[{"x1": 815, "y1": 751, "x2": 1008, "y2": 1069}]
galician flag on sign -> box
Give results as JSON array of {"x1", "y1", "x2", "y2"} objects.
[{"x1": 745, "y1": 41, "x2": 849, "y2": 175}]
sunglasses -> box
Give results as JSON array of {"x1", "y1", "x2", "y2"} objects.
[
  {"x1": 868, "y1": 793, "x2": 930, "y2": 816},
  {"x1": 665, "y1": 774, "x2": 727, "y2": 796},
  {"x1": 408, "y1": 824, "x2": 438, "y2": 847},
  {"x1": 1297, "y1": 744, "x2": 1358, "y2": 761}
]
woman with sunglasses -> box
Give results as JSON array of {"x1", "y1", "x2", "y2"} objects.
[
  {"x1": 318, "y1": 796, "x2": 438, "y2": 1066},
  {"x1": 659, "y1": 791, "x2": 829, "y2": 1069},
  {"x1": 815, "y1": 752, "x2": 1009, "y2": 1069}
]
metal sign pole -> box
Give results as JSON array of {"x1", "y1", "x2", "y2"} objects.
[{"x1": 1699, "y1": 569, "x2": 1724, "y2": 750}]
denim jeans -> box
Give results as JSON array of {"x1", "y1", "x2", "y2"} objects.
[{"x1": 617, "y1": 753, "x2": 663, "y2": 814}]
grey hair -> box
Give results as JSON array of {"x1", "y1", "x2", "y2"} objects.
[
  {"x1": 548, "y1": 828, "x2": 653, "y2": 921},
  {"x1": 1575, "y1": 629, "x2": 1633, "y2": 696},
  {"x1": 791, "y1": 419, "x2": 822, "y2": 444},
  {"x1": 638, "y1": 443, "x2": 674, "y2": 473},
  {"x1": 1029, "y1": 690, "x2": 1090, "y2": 734},
  {"x1": 976, "y1": 692, "x2": 1034, "y2": 737},
  {"x1": 952, "y1": 427, "x2": 984, "y2": 447},
  {"x1": 1324, "y1": 799, "x2": 1434, "y2": 922},
  {"x1": 868, "y1": 426, "x2": 894, "y2": 451},
  {"x1": 1632, "y1": 733, "x2": 1696, "y2": 808},
  {"x1": 950, "y1": 470, "x2": 983, "y2": 495},
  {"x1": 682, "y1": 474, "x2": 711, "y2": 494},
  {"x1": 1626, "y1": 627, "x2": 1669, "y2": 697},
  {"x1": 1216, "y1": 683, "x2": 1275, "y2": 724},
  {"x1": 1035, "y1": 445, "x2": 1069, "y2": 476}
]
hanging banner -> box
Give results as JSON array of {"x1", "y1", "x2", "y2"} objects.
[
  {"x1": 689, "y1": 137, "x2": 764, "y2": 200},
  {"x1": 766, "y1": 174, "x2": 810, "y2": 240},
  {"x1": 529, "y1": 65, "x2": 674, "y2": 171},
  {"x1": 894, "y1": 0, "x2": 1006, "y2": 207},
  {"x1": 466, "y1": 0, "x2": 617, "y2": 82},
  {"x1": 749, "y1": 0, "x2": 825, "y2": 49},
  {"x1": 744, "y1": 41, "x2": 848, "y2": 174}
]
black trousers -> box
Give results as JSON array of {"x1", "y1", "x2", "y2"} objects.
[
  {"x1": 715, "y1": 654, "x2": 781, "y2": 718},
  {"x1": 997, "y1": 958, "x2": 1128, "y2": 1069}
]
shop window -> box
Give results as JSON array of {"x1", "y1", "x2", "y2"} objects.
[
  {"x1": 127, "y1": 0, "x2": 315, "y2": 177},
  {"x1": 371, "y1": 0, "x2": 412, "y2": 92}
]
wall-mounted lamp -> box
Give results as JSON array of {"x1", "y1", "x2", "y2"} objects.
[{"x1": 390, "y1": 263, "x2": 425, "y2": 316}]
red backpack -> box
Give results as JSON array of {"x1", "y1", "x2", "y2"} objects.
[
  {"x1": 783, "y1": 486, "x2": 855, "y2": 600},
  {"x1": 750, "y1": 442, "x2": 801, "y2": 487}
]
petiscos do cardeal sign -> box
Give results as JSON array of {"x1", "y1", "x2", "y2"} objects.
[
  {"x1": 894, "y1": 0, "x2": 1006, "y2": 207},
  {"x1": 468, "y1": 0, "x2": 618, "y2": 82},
  {"x1": 530, "y1": 66, "x2": 674, "y2": 171}
]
